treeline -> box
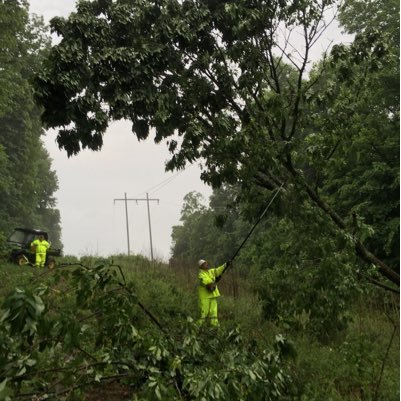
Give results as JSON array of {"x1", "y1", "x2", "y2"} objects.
[{"x1": 0, "y1": 1, "x2": 61, "y2": 247}]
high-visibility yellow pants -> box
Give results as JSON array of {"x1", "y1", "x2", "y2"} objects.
[
  {"x1": 198, "y1": 297, "x2": 219, "y2": 326},
  {"x1": 35, "y1": 253, "x2": 46, "y2": 268}
]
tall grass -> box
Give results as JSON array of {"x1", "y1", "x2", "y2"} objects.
[{"x1": 0, "y1": 254, "x2": 399, "y2": 400}]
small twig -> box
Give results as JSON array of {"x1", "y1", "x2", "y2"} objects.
[
  {"x1": 78, "y1": 309, "x2": 103, "y2": 322},
  {"x1": 75, "y1": 345, "x2": 98, "y2": 361},
  {"x1": 16, "y1": 372, "x2": 134, "y2": 399},
  {"x1": 373, "y1": 323, "x2": 398, "y2": 401},
  {"x1": 358, "y1": 273, "x2": 400, "y2": 294},
  {"x1": 114, "y1": 264, "x2": 127, "y2": 286}
]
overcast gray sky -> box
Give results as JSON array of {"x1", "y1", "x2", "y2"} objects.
[{"x1": 29, "y1": 0, "x2": 352, "y2": 261}]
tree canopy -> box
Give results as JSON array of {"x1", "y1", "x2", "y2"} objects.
[
  {"x1": 0, "y1": 0, "x2": 62, "y2": 247},
  {"x1": 35, "y1": 0, "x2": 399, "y2": 286}
]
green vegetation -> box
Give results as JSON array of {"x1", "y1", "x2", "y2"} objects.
[
  {"x1": 0, "y1": 0, "x2": 398, "y2": 399},
  {"x1": 34, "y1": 0, "x2": 399, "y2": 286},
  {"x1": 0, "y1": 1, "x2": 61, "y2": 249},
  {"x1": 0, "y1": 256, "x2": 398, "y2": 400}
]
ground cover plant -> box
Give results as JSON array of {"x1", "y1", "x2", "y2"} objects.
[
  {"x1": 0, "y1": 256, "x2": 398, "y2": 400},
  {"x1": 0, "y1": 257, "x2": 291, "y2": 401}
]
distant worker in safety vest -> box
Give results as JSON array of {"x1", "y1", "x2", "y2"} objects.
[
  {"x1": 31, "y1": 234, "x2": 50, "y2": 268},
  {"x1": 197, "y1": 259, "x2": 231, "y2": 326}
]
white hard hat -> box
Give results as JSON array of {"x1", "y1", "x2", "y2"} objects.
[{"x1": 198, "y1": 259, "x2": 206, "y2": 267}]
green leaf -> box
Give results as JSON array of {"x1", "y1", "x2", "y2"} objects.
[{"x1": 0, "y1": 378, "x2": 7, "y2": 393}]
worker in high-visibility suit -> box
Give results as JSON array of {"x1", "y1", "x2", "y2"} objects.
[
  {"x1": 197, "y1": 259, "x2": 231, "y2": 326},
  {"x1": 31, "y1": 234, "x2": 50, "y2": 268}
]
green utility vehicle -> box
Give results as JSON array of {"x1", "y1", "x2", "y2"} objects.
[{"x1": 7, "y1": 228, "x2": 62, "y2": 269}]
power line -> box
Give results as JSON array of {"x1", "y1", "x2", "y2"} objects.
[
  {"x1": 148, "y1": 172, "x2": 183, "y2": 195},
  {"x1": 136, "y1": 165, "x2": 193, "y2": 197}
]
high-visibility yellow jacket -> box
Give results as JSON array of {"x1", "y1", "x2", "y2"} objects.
[
  {"x1": 31, "y1": 239, "x2": 50, "y2": 254},
  {"x1": 198, "y1": 263, "x2": 226, "y2": 299}
]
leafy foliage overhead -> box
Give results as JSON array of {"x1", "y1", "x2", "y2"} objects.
[{"x1": 35, "y1": 0, "x2": 399, "y2": 285}]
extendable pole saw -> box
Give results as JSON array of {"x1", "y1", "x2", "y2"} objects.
[{"x1": 223, "y1": 184, "x2": 283, "y2": 274}]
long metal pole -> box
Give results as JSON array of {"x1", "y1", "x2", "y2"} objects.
[
  {"x1": 124, "y1": 192, "x2": 131, "y2": 255},
  {"x1": 228, "y1": 184, "x2": 283, "y2": 264},
  {"x1": 146, "y1": 193, "x2": 154, "y2": 261}
]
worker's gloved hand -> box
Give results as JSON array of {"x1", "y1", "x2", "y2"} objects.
[
  {"x1": 225, "y1": 260, "x2": 232, "y2": 269},
  {"x1": 206, "y1": 283, "x2": 216, "y2": 292}
]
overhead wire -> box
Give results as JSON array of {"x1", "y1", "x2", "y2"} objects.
[
  {"x1": 112, "y1": 164, "x2": 195, "y2": 257},
  {"x1": 135, "y1": 164, "x2": 193, "y2": 197}
]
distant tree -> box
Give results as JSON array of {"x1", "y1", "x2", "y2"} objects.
[
  {"x1": 171, "y1": 191, "x2": 211, "y2": 261},
  {"x1": 171, "y1": 188, "x2": 252, "y2": 264},
  {"x1": 0, "y1": 1, "x2": 62, "y2": 247},
  {"x1": 35, "y1": 0, "x2": 398, "y2": 285}
]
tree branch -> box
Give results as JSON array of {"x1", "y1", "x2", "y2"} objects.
[{"x1": 284, "y1": 154, "x2": 400, "y2": 286}]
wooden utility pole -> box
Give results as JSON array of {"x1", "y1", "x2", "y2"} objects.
[
  {"x1": 113, "y1": 192, "x2": 131, "y2": 255},
  {"x1": 114, "y1": 193, "x2": 159, "y2": 259}
]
